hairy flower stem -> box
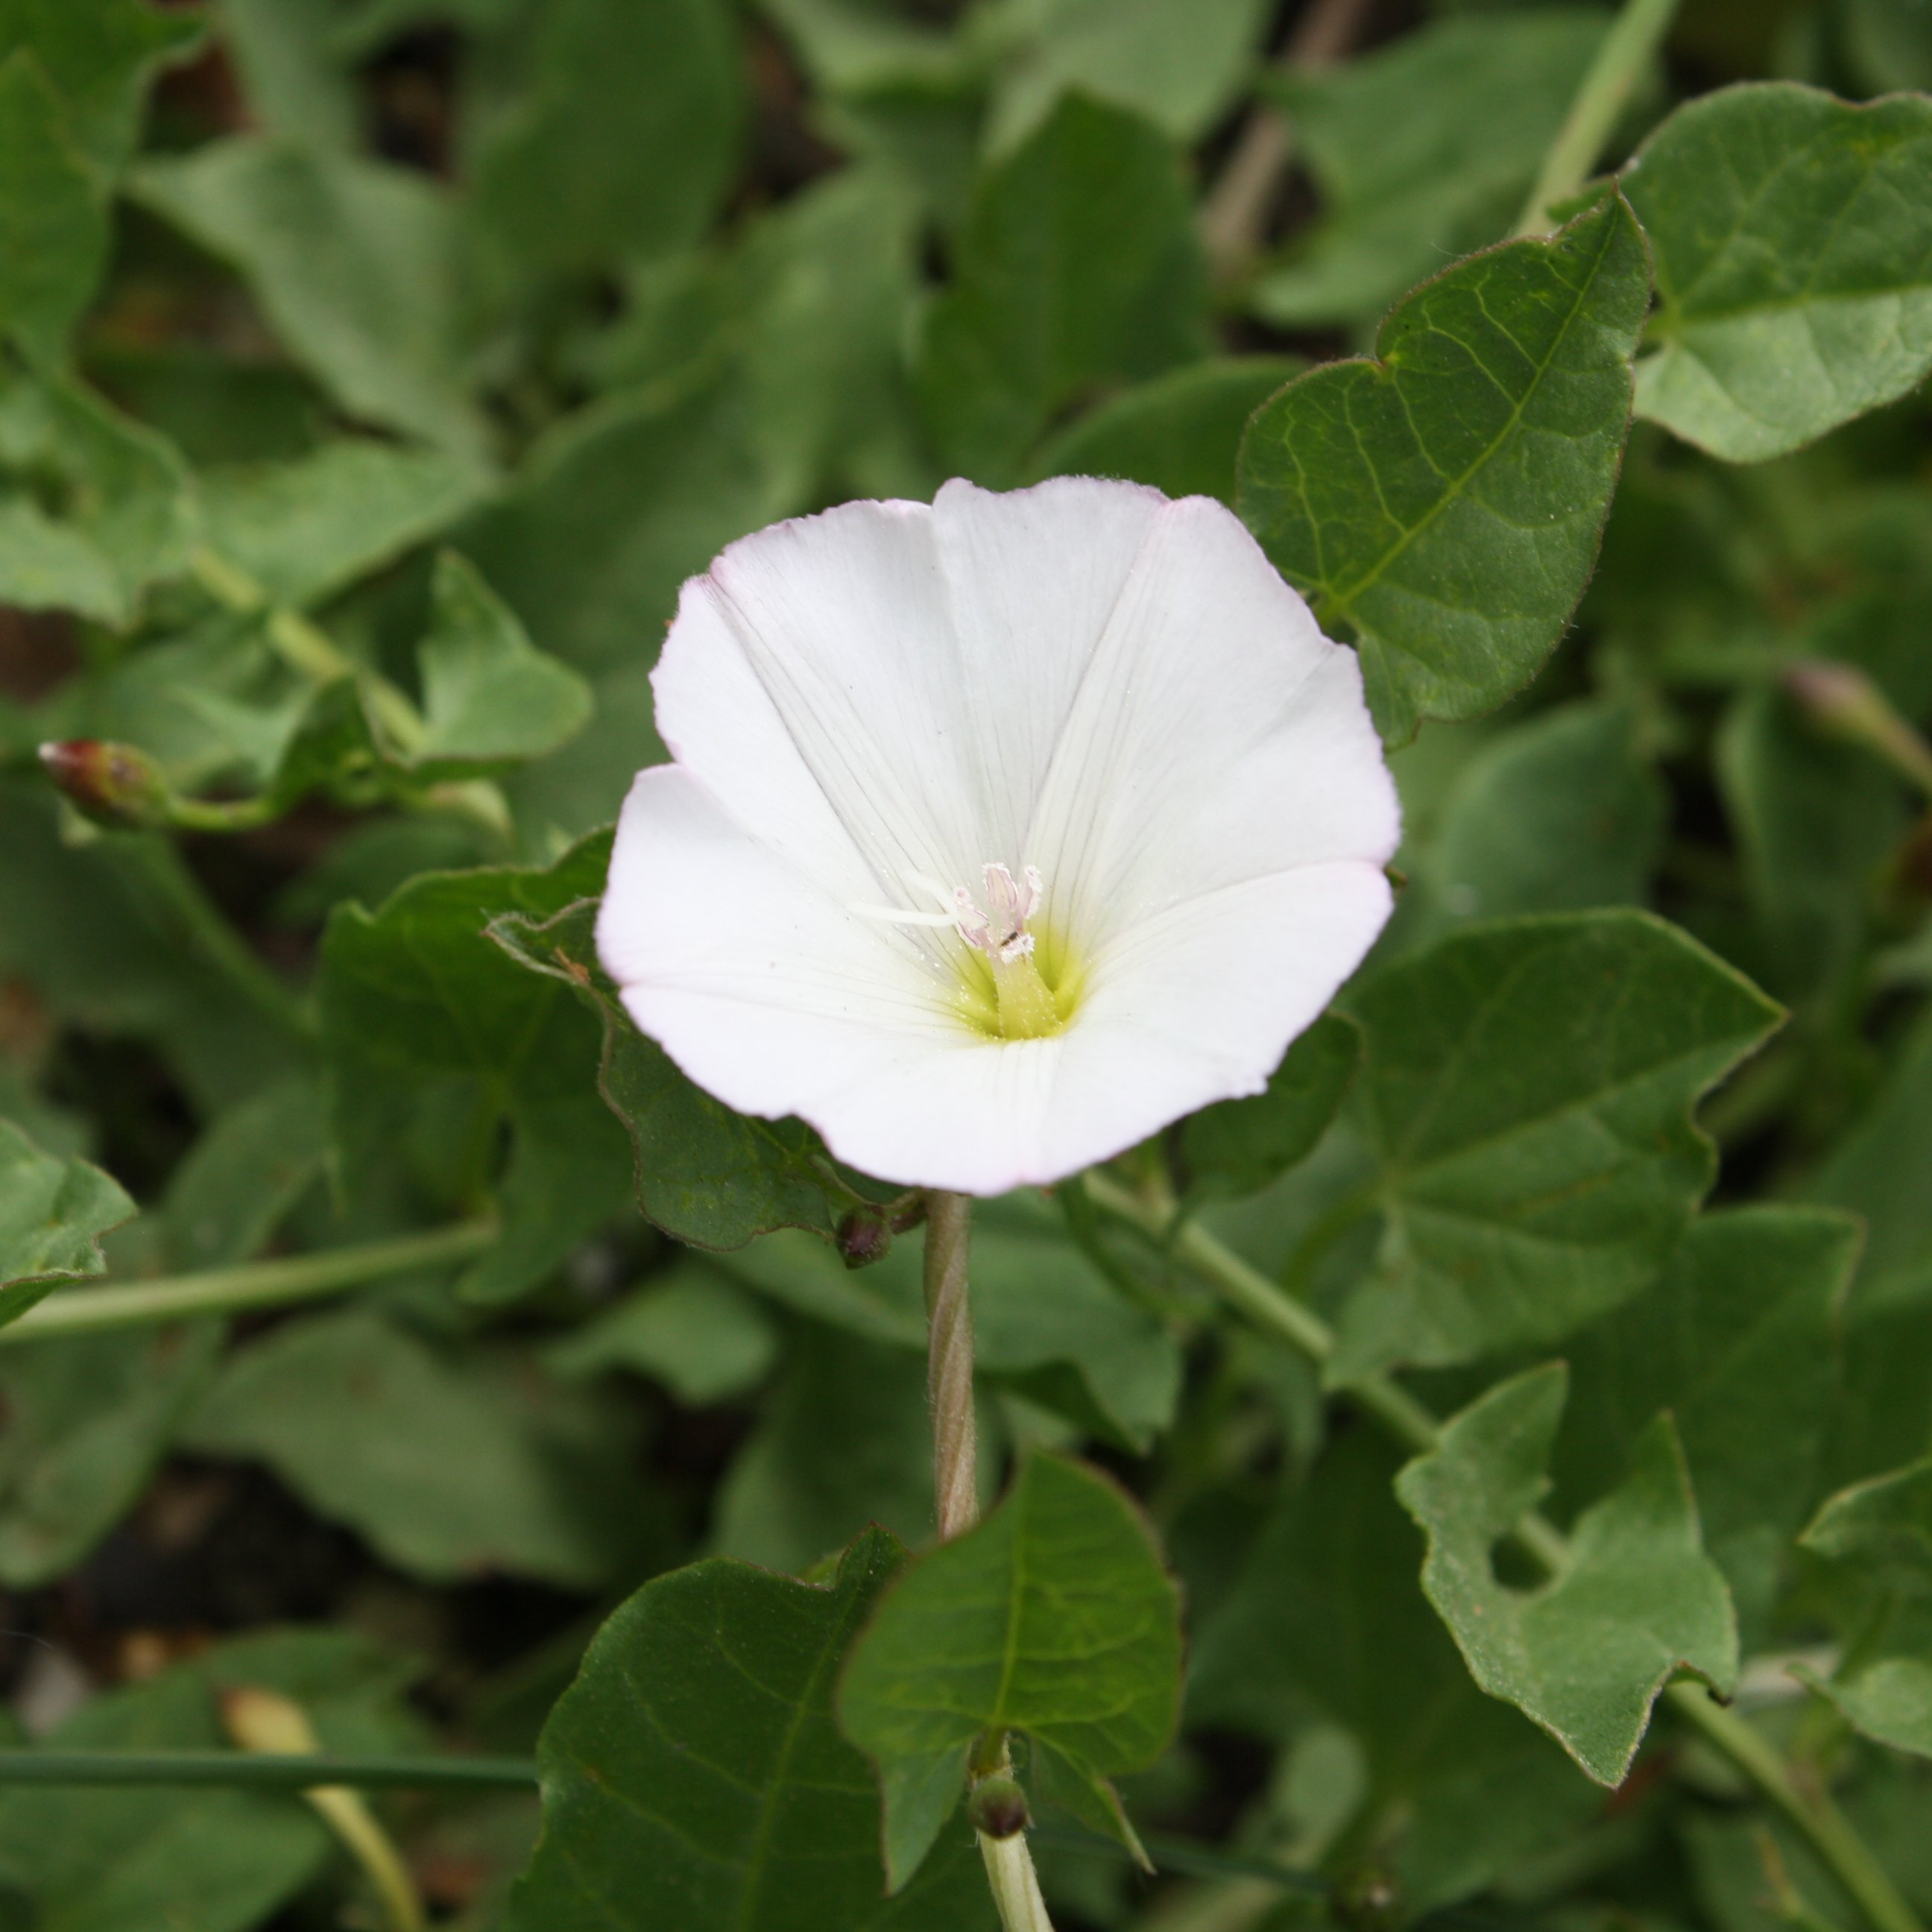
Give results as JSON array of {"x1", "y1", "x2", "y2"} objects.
[
  {"x1": 922, "y1": 1190, "x2": 1057, "y2": 1932},
  {"x1": 1081, "y1": 1171, "x2": 1926, "y2": 1932},
  {"x1": 1514, "y1": 0, "x2": 1680, "y2": 236}
]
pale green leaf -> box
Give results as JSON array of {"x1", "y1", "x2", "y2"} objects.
[
  {"x1": 1396, "y1": 1363, "x2": 1738, "y2": 1784},
  {"x1": 1627, "y1": 84, "x2": 1932, "y2": 463},
  {"x1": 0, "y1": 50, "x2": 106, "y2": 364},
  {"x1": 838, "y1": 1454, "x2": 1181, "y2": 1888},
  {"x1": 1238, "y1": 190, "x2": 1651, "y2": 742}
]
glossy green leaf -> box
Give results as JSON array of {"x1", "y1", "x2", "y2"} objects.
[
  {"x1": 1332, "y1": 911, "x2": 1782, "y2": 1379},
  {"x1": 1238, "y1": 190, "x2": 1651, "y2": 743},
  {"x1": 0, "y1": 0, "x2": 203, "y2": 174},
  {"x1": 0, "y1": 1118, "x2": 133, "y2": 1330},
  {"x1": 199, "y1": 438, "x2": 490, "y2": 610},
  {"x1": 130, "y1": 137, "x2": 485, "y2": 457},
  {"x1": 838, "y1": 1454, "x2": 1181, "y2": 1889},
  {"x1": 408, "y1": 550, "x2": 592, "y2": 776},
  {"x1": 0, "y1": 49, "x2": 106, "y2": 363},
  {"x1": 1799, "y1": 1463, "x2": 1932, "y2": 1758},
  {"x1": 504, "y1": 1529, "x2": 996, "y2": 1931},
  {"x1": 1558, "y1": 1208, "x2": 1859, "y2": 1642},
  {"x1": 486, "y1": 897, "x2": 841, "y2": 1251},
  {"x1": 1179, "y1": 1012, "x2": 1360, "y2": 1203},
  {"x1": 467, "y1": 0, "x2": 746, "y2": 291},
  {"x1": 917, "y1": 92, "x2": 1210, "y2": 484},
  {"x1": 1626, "y1": 84, "x2": 1932, "y2": 463},
  {"x1": 1029, "y1": 356, "x2": 1301, "y2": 507},
  {"x1": 186, "y1": 1305, "x2": 648, "y2": 1588},
  {"x1": 0, "y1": 366, "x2": 196, "y2": 627},
  {"x1": 987, "y1": 0, "x2": 1271, "y2": 151},
  {"x1": 1396, "y1": 1363, "x2": 1738, "y2": 1784},
  {"x1": 319, "y1": 836, "x2": 636, "y2": 1304},
  {"x1": 1250, "y1": 9, "x2": 1608, "y2": 328}
]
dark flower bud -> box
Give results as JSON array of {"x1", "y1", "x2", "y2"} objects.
[
  {"x1": 39, "y1": 739, "x2": 172, "y2": 830},
  {"x1": 967, "y1": 1774, "x2": 1030, "y2": 1840},
  {"x1": 836, "y1": 1205, "x2": 892, "y2": 1270}
]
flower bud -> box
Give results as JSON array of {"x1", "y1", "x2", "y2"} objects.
[
  {"x1": 967, "y1": 1774, "x2": 1030, "y2": 1840},
  {"x1": 835, "y1": 1205, "x2": 892, "y2": 1270},
  {"x1": 38, "y1": 739, "x2": 173, "y2": 830}
]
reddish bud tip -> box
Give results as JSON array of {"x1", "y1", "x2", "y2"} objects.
[
  {"x1": 967, "y1": 1775, "x2": 1030, "y2": 1840},
  {"x1": 38, "y1": 739, "x2": 171, "y2": 828},
  {"x1": 836, "y1": 1206, "x2": 892, "y2": 1270}
]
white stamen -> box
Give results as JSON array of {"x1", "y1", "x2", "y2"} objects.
[{"x1": 848, "y1": 862, "x2": 1045, "y2": 965}]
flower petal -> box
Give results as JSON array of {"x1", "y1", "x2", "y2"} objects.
[{"x1": 1020, "y1": 492, "x2": 1401, "y2": 945}]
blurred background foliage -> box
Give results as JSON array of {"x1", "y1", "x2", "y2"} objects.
[{"x1": 3, "y1": 0, "x2": 1932, "y2": 1928}]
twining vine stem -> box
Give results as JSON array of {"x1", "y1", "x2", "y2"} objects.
[
  {"x1": 922, "y1": 1190, "x2": 1056, "y2": 1932},
  {"x1": 1081, "y1": 1172, "x2": 1925, "y2": 1932}
]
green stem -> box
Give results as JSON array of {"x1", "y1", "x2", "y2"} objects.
[
  {"x1": 1082, "y1": 1172, "x2": 1925, "y2": 1932},
  {"x1": 1513, "y1": 0, "x2": 1679, "y2": 236},
  {"x1": 0, "y1": 1220, "x2": 498, "y2": 1346},
  {"x1": 0, "y1": 1751, "x2": 535, "y2": 1789}
]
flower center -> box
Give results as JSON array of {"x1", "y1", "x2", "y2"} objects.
[
  {"x1": 852, "y1": 862, "x2": 1075, "y2": 1041},
  {"x1": 951, "y1": 864, "x2": 1060, "y2": 1041}
]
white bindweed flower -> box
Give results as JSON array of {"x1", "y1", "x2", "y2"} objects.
[{"x1": 596, "y1": 477, "x2": 1401, "y2": 1196}]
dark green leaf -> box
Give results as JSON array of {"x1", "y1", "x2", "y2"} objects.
[
  {"x1": 0, "y1": 366, "x2": 196, "y2": 627},
  {"x1": 1798, "y1": 1463, "x2": 1932, "y2": 1758},
  {"x1": 0, "y1": 1117, "x2": 133, "y2": 1329},
  {"x1": 467, "y1": 0, "x2": 746, "y2": 291},
  {"x1": 0, "y1": 0, "x2": 203, "y2": 175},
  {"x1": 1396, "y1": 1362, "x2": 1738, "y2": 1784},
  {"x1": 409, "y1": 550, "x2": 593, "y2": 776},
  {"x1": 0, "y1": 49, "x2": 105, "y2": 364},
  {"x1": 1190, "y1": 1430, "x2": 1600, "y2": 1911},
  {"x1": 130, "y1": 138, "x2": 486, "y2": 458},
  {"x1": 713, "y1": 1324, "x2": 937, "y2": 1575},
  {"x1": 1029, "y1": 356, "x2": 1302, "y2": 506},
  {"x1": 917, "y1": 92, "x2": 1210, "y2": 484},
  {"x1": 504, "y1": 1529, "x2": 997, "y2": 1931},
  {"x1": 1558, "y1": 1208, "x2": 1860, "y2": 1643},
  {"x1": 487, "y1": 897, "x2": 840, "y2": 1251},
  {"x1": 987, "y1": 0, "x2": 1271, "y2": 151},
  {"x1": 1238, "y1": 191, "x2": 1651, "y2": 742},
  {"x1": 0, "y1": 1629, "x2": 415, "y2": 1932},
  {"x1": 0, "y1": 1322, "x2": 221, "y2": 1585},
  {"x1": 838, "y1": 1454, "x2": 1181, "y2": 1888},
  {"x1": 542, "y1": 1260, "x2": 780, "y2": 1406},
  {"x1": 185, "y1": 1305, "x2": 648, "y2": 1588},
  {"x1": 320, "y1": 836, "x2": 635, "y2": 1304},
  {"x1": 1332, "y1": 911, "x2": 1783, "y2": 1379},
  {"x1": 1392, "y1": 698, "x2": 1667, "y2": 950},
  {"x1": 1626, "y1": 83, "x2": 1932, "y2": 462},
  {"x1": 1179, "y1": 1012, "x2": 1360, "y2": 1202},
  {"x1": 1249, "y1": 9, "x2": 1608, "y2": 328}
]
